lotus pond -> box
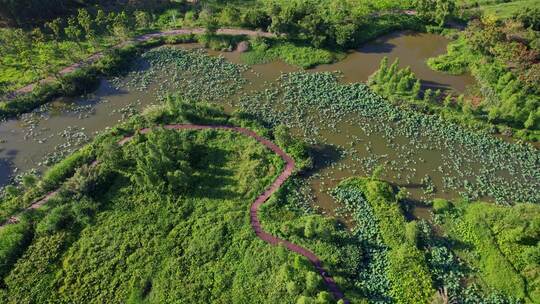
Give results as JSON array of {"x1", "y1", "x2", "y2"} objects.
[{"x1": 0, "y1": 31, "x2": 537, "y2": 219}]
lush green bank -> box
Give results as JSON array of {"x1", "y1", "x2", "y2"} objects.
[
  {"x1": 0, "y1": 100, "x2": 348, "y2": 303},
  {"x1": 426, "y1": 12, "x2": 540, "y2": 141},
  {"x1": 331, "y1": 176, "x2": 539, "y2": 303}
]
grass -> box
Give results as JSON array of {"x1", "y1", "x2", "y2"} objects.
[
  {"x1": 457, "y1": 0, "x2": 540, "y2": 18},
  {"x1": 435, "y1": 200, "x2": 540, "y2": 301},
  {"x1": 0, "y1": 101, "x2": 356, "y2": 303},
  {"x1": 0, "y1": 33, "x2": 119, "y2": 93},
  {"x1": 241, "y1": 39, "x2": 344, "y2": 69},
  {"x1": 481, "y1": 0, "x2": 540, "y2": 18}
]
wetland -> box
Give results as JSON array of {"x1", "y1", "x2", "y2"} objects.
[{"x1": 0, "y1": 31, "x2": 537, "y2": 218}]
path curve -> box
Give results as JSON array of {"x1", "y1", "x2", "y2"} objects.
[
  {"x1": 6, "y1": 28, "x2": 275, "y2": 99},
  {"x1": 1, "y1": 124, "x2": 349, "y2": 303}
]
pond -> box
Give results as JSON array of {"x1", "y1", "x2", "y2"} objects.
[{"x1": 1, "y1": 31, "x2": 537, "y2": 222}]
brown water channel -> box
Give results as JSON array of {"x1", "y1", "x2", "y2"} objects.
[{"x1": 1, "y1": 31, "x2": 518, "y2": 221}]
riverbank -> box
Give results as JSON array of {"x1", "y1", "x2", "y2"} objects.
[{"x1": 0, "y1": 28, "x2": 275, "y2": 120}]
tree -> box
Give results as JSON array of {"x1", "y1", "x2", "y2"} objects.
[
  {"x1": 524, "y1": 110, "x2": 538, "y2": 129},
  {"x1": 218, "y1": 6, "x2": 240, "y2": 26},
  {"x1": 30, "y1": 28, "x2": 45, "y2": 44},
  {"x1": 423, "y1": 88, "x2": 435, "y2": 103},
  {"x1": 286, "y1": 281, "x2": 299, "y2": 295},
  {"x1": 112, "y1": 11, "x2": 132, "y2": 41},
  {"x1": 64, "y1": 16, "x2": 83, "y2": 48},
  {"x1": 412, "y1": 79, "x2": 422, "y2": 99},
  {"x1": 316, "y1": 291, "x2": 332, "y2": 304},
  {"x1": 201, "y1": 11, "x2": 219, "y2": 35},
  {"x1": 443, "y1": 94, "x2": 453, "y2": 107},
  {"x1": 305, "y1": 271, "x2": 321, "y2": 294},
  {"x1": 397, "y1": 76, "x2": 410, "y2": 92},
  {"x1": 95, "y1": 9, "x2": 108, "y2": 35},
  {"x1": 134, "y1": 10, "x2": 152, "y2": 29},
  {"x1": 304, "y1": 218, "x2": 316, "y2": 238},
  {"x1": 296, "y1": 296, "x2": 314, "y2": 304},
  {"x1": 375, "y1": 57, "x2": 389, "y2": 84},
  {"x1": 77, "y1": 9, "x2": 95, "y2": 42},
  {"x1": 45, "y1": 18, "x2": 63, "y2": 41},
  {"x1": 298, "y1": 12, "x2": 329, "y2": 48},
  {"x1": 241, "y1": 8, "x2": 271, "y2": 30},
  {"x1": 414, "y1": 0, "x2": 456, "y2": 26}
]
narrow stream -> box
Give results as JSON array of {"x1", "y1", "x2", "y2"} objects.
[{"x1": 3, "y1": 31, "x2": 531, "y2": 223}]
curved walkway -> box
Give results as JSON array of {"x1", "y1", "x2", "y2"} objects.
[
  {"x1": 7, "y1": 28, "x2": 275, "y2": 99},
  {"x1": 1, "y1": 124, "x2": 349, "y2": 303}
]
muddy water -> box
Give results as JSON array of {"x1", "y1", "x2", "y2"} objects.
[
  {"x1": 0, "y1": 79, "x2": 163, "y2": 185},
  {"x1": 312, "y1": 31, "x2": 475, "y2": 92},
  {"x1": 214, "y1": 31, "x2": 475, "y2": 92},
  {"x1": 1, "y1": 31, "x2": 478, "y2": 220}
]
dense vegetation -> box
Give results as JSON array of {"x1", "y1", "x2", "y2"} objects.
[
  {"x1": 332, "y1": 178, "x2": 434, "y2": 303},
  {"x1": 0, "y1": 0, "x2": 431, "y2": 98},
  {"x1": 427, "y1": 7, "x2": 540, "y2": 140},
  {"x1": 0, "y1": 100, "x2": 348, "y2": 303},
  {"x1": 0, "y1": 0, "x2": 172, "y2": 26},
  {"x1": 433, "y1": 198, "x2": 540, "y2": 302},
  {"x1": 1, "y1": 1, "x2": 538, "y2": 303},
  {"x1": 332, "y1": 177, "x2": 539, "y2": 303}
]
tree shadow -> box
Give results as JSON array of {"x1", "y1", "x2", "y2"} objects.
[
  {"x1": 421, "y1": 79, "x2": 451, "y2": 91},
  {"x1": 189, "y1": 145, "x2": 239, "y2": 200},
  {"x1": 302, "y1": 144, "x2": 344, "y2": 177},
  {"x1": 0, "y1": 149, "x2": 17, "y2": 187},
  {"x1": 358, "y1": 42, "x2": 396, "y2": 54},
  {"x1": 399, "y1": 197, "x2": 431, "y2": 221}
]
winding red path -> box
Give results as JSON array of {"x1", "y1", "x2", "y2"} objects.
[{"x1": 1, "y1": 124, "x2": 349, "y2": 303}]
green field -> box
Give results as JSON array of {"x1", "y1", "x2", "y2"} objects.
[{"x1": 1, "y1": 1, "x2": 539, "y2": 303}]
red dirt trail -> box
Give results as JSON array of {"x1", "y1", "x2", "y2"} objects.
[{"x1": 1, "y1": 124, "x2": 349, "y2": 303}]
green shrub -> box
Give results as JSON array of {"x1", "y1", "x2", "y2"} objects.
[
  {"x1": 0, "y1": 219, "x2": 33, "y2": 279},
  {"x1": 41, "y1": 145, "x2": 94, "y2": 191},
  {"x1": 241, "y1": 39, "x2": 342, "y2": 69},
  {"x1": 432, "y1": 198, "x2": 452, "y2": 213}
]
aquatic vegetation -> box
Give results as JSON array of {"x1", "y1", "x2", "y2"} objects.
[
  {"x1": 331, "y1": 182, "x2": 392, "y2": 301},
  {"x1": 332, "y1": 177, "x2": 531, "y2": 303},
  {"x1": 238, "y1": 71, "x2": 539, "y2": 204},
  {"x1": 41, "y1": 126, "x2": 90, "y2": 166},
  {"x1": 113, "y1": 47, "x2": 248, "y2": 102},
  {"x1": 331, "y1": 178, "x2": 434, "y2": 303}
]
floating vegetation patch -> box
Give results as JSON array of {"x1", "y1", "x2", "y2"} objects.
[
  {"x1": 40, "y1": 126, "x2": 89, "y2": 166},
  {"x1": 331, "y1": 184, "x2": 392, "y2": 301},
  {"x1": 112, "y1": 47, "x2": 248, "y2": 102},
  {"x1": 238, "y1": 72, "x2": 540, "y2": 204}
]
